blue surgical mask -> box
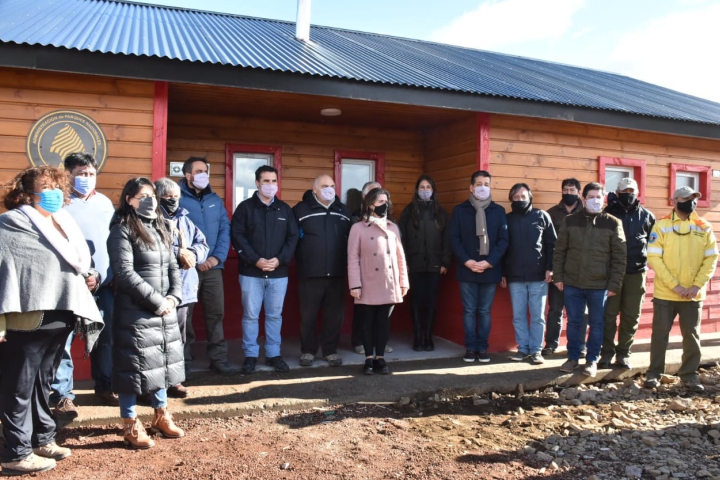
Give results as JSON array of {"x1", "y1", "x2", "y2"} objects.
[
  {"x1": 33, "y1": 189, "x2": 65, "y2": 213},
  {"x1": 74, "y1": 176, "x2": 96, "y2": 196}
]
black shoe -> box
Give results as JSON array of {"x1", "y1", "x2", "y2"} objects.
[
  {"x1": 241, "y1": 357, "x2": 257, "y2": 374},
  {"x1": 210, "y1": 361, "x2": 239, "y2": 376},
  {"x1": 424, "y1": 338, "x2": 435, "y2": 351},
  {"x1": 476, "y1": 350, "x2": 491, "y2": 363},
  {"x1": 463, "y1": 349, "x2": 476, "y2": 363},
  {"x1": 412, "y1": 342, "x2": 424, "y2": 352},
  {"x1": 541, "y1": 347, "x2": 555, "y2": 356},
  {"x1": 265, "y1": 356, "x2": 290, "y2": 372},
  {"x1": 363, "y1": 359, "x2": 374, "y2": 375},
  {"x1": 373, "y1": 358, "x2": 390, "y2": 374},
  {"x1": 598, "y1": 361, "x2": 611, "y2": 369},
  {"x1": 614, "y1": 356, "x2": 632, "y2": 369}
]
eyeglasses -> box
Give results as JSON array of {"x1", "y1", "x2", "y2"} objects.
[
  {"x1": 134, "y1": 194, "x2": 156, "y2": 200},
  {"x1": 671, "y1": 211, "x2": 691, "y2": 236}
]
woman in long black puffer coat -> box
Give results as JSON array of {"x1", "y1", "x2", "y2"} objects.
[{"x1": 108, "y1": 177, "x2": 184, "y2": 449}]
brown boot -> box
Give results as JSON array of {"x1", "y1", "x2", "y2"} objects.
[
  {"x1": 123, "y1": 417, "x2": 155, "y2": 449},
  {"x1": 151, "y1": 408, "x2": 184, "y2": 438}
]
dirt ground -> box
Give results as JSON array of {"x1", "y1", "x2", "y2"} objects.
[{"x1": 5, "y1": 367, "x2": 720, "y2": 479}]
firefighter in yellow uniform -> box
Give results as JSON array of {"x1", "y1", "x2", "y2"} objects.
[{"x1": 644, "y1": 186, "x2": 719, "y2": 392}]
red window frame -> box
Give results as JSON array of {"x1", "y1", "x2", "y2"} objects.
[
  {"x1": 333, "y1": 150, "x2": 386, "y2": 196},
  {"x1": 224, "y1": 143, "x2": 283, "y2": 216},
  {"x1": 598, "y1": 156, "x2": 647, "y2": 204},
  {"x1": 669, "y1": 163, "x2": 711, "y2": 208}
]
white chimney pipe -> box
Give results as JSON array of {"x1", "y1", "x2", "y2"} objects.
[{"x1": 296, "y1": 0, "x2": 311, "y2": 42}]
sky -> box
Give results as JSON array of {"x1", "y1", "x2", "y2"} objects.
[{"x1": 138, "y1": 0, "x2": 720, "y2": 103}]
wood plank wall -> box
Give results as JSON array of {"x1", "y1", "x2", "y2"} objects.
[
  {"x1": 489, "y1": 114, "x2": 720, "y2": 222},
  {"x1": 424, "y1": 114, "x2": 478, "y2": 207},
  {"x1": 166, "y1": 113, "x2": 425, "y2": 213},
  {"x1": 0, "y1": 67, "x2": 154, "y2": 204}
]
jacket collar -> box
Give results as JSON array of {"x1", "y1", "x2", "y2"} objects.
[
  {"x1": 252, "y1": 191, "x2": 280, "y2": 209},
  {"x1": 606, "y1": 192, "x2": 639, "y2": 213},
  {"x1": 301, "y1": 189, "x2": 340, "y2": 211},
  {"x1": 556, "y1": 198, "x2": 583, "y2": 214},
  {"x1": 179, "y1": 178, "x2": 213, "y2": 199}
]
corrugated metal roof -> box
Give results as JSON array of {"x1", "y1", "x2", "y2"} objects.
[{"x1": 2, "y1": 0, "x2": 720, "y2": 125}]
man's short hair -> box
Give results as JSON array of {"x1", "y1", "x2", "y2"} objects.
[
  {"x1": 255, "y1": 165, "x2": 278, "y2": 181},
  {"x1": 182, "y1": 157, "x2": 208, "y2": 175},
  {"x1": 582, "y1": 182, "x2": 604, "y2": 197},
  {"x1": 154, "y1": 177, "x2": 181, "y2": 197},
  {"x1": 561, "y1": 178, "x2": 581, "y2": 191},
  {"x1": 64, "y1": 153, "x2": 97, "y2": 172},
  {"x1": 470, "y1": 170, "x2": 491, "y2": 185},
  {"x1": 508, "y1": 183, "x2": 533, "y2": 203},
  {"x1": 361, "y1": 181, "x2": 382, "y2": 197}
]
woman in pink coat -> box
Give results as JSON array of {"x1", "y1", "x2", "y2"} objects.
[{"x1": 348, "y1": 188, "x2": 409, "y2": 375}]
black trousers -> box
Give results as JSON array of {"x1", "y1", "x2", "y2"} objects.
[
  {"x1": 299, "y1": 277, "x2": 345, "y2": 356},
  {"x1": 357, "y1": 304, "x2": 394, "y2": 357},
  {"x1": 1, "y1": 311, "x2": 73, "y2": 462},
  {"x1": 409, "y1": 272, "x2": 441, "y2": 310},
  {"x1": 351, "y1": 304, "x2": 363, "y2": 348}
]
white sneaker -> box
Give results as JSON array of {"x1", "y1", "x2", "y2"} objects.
[{"x1": 1, "y1": 453, "x2": 56, "y2": 475}]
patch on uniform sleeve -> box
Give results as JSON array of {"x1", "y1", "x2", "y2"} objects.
[{"x1": 648, "y1": 232, "x2": 658, "y2": 244}]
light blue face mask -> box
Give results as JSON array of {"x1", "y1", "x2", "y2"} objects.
[
  {"x1": 74, "y1": 176, "x2": 96, "y2": 196},
  {"x1": 33, "y1": 189, "x2": 65, "y2": 213}
]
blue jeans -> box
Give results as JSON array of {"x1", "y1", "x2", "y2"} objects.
[
  {"x1": 508, "y1": 281, "x2": 548, "y2": 355},
  {"x1": 563, "y1": 285, "x2": 607, "y2": 362},
  {"x1": 459, "y1": 282, "x2": 497, "y2": 351},
  {"x1": 50, "y1": 287, "x2": 114, "y2": 402},
  {"x1": 118, "y1": 389, "x2": 167, "y2": 419},
  {"x1": 239, "y1": 275, "x2": 289, "y2": 358}
]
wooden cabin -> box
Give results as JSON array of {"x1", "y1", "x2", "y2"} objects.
[{"x1": 1, "y1": 0, "x2": 720, "y2": 380}]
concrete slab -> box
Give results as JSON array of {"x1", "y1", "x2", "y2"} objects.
[{"x1": 67, "y1": 332, "x2": 720, "y2": 427}]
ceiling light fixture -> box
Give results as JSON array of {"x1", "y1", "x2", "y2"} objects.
[{"x1": 320, "y1": 108, "x2": 342, "y2": 116}]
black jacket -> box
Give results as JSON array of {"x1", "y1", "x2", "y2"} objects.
[
  {"x1": 108, "y1": 219, "x2": 184, "y2": 395},
  {"x1": 503, "y1": 207, "x2": 556, "y2": 283},
  {"x1": 604, "y1": 192, "x2": 656, "y2": 274},
  {"x1": 293, "y1": 190, "x2": 352, "y2": 278},
  {"x1": 231, "y1": 192, "x2": 299, "y2": 278},
  {"x1": 398, "y1": 201, "x2": 451, "y2": 273}
]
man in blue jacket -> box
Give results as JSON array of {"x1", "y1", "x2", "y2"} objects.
[
  {"x1": 231, "y1": 165, "x2": 299, "y2": 374},
  {"x1": 450, "y1": 170, "x2": 509, "y2": 363},
  {"x1": 179, "y1": 157, "x2": 237, "y2": 375}
]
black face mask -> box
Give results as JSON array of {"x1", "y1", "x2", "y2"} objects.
[
  {"x1": 161, "y1": 197, "x2": 179, "y2": 215},
  {"x1": 562, "y1": 193, "x2": 579, "y2": 206},
  {"x1": 511, "y1": 200, "x2": 531, "y2": 214},
  {"x1": 136, "y1": 196, "x2": 157, "y2": 220},
  {"x1": 373, "y1": 203, "x2": 388, "y2": 217},
  {"x1": 618, "y1": 193, "x2": 637, "y2": 208},
  {"x1": 676, "y1": 199, "x2": 697, "y2": 214}
]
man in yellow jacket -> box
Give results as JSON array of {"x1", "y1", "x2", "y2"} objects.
[{"x1": 645, "y1": 186, "x2": 718, "y2": 391}]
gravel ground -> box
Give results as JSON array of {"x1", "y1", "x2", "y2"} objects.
[{"x1": 4, "y1": 366, "x2": 720, "y2": 479}]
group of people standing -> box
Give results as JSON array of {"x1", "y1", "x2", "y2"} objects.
[{"x1": 0, "y1": 154, "x2": 716, "y2": 475}]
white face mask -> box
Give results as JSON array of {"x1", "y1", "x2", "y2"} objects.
[
  {"x1": 319, "y1": 187, "x2": 335, "y2": 202},
  {"x1": 473, "y1": 186, "x2": 490, "y2": 201},
  {"x1": 585, "y1": 197, "x2": 604, "y2": 213},
  {"x1": 192, "y1": 172, "x2": 209, "y2": 190}
]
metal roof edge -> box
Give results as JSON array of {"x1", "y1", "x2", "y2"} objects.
[{"x1": 2, "y1": 42, "x2": 720, "y2": 141}]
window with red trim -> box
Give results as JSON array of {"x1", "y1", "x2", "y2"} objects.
[
  {"x1": 598, "y1": 156, "x2": 647, "y2": 203},
  {"x1": 333, "y1": 150, "x2": 385, "y2": 202},
  {"x1": 224, "y1": 143, "x2": 282, "y2": 215},
  {"x1": 669, "y1": 163, "x2": 711, "y2": 208}
]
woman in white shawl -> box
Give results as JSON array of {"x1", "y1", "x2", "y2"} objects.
[{"x1": 0, "y1": 166, "x2": 103, "y2": 476}]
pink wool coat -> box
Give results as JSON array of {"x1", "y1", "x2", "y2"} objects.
[{"x1": 347, "y1": 220, "x2": 409, "y2": 305}]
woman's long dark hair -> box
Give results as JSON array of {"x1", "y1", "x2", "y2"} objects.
[
  {"x1": 361, "y1": 187, "x2": 394, "y2": 222},
  {"x1": 410, "y1": 175, "x2": 445, "y2": 230},
  {"x1": 115, "y1": 177, "x2": 172, "y2": 248}
]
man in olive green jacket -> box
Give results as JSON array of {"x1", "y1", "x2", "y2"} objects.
[{"x1": 553, "y1": 182, "x2": 627, "y2": 377}]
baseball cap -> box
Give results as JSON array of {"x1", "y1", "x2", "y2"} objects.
[
  {"x1": 673, "y1": 185, "x2": 702, "y2": 200},
  {"x1": 616, "y1": 177, "x2": 638, "y2": 192}
]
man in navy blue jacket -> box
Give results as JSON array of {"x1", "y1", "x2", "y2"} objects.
[
  {"x1": 231, "y1": 165, "x2": 299, "y2": 374},
  {"x1": 179, "y1": 157, "x2": 237, "y2": 375},
  {"x1": 450, "y1": 170, "x2": 508, "y2": 363}
]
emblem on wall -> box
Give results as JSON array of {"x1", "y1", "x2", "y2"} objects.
[{"x1": 26, "y1": 110, "x2": 108, "y2": 172}]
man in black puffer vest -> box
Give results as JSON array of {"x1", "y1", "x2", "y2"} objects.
[
  {"x1": 600, "y1": 177, "x2": 655, "y2": 370},
  {"x1": 293, "y1": 174, "x2": 353, "y2": 367}
]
